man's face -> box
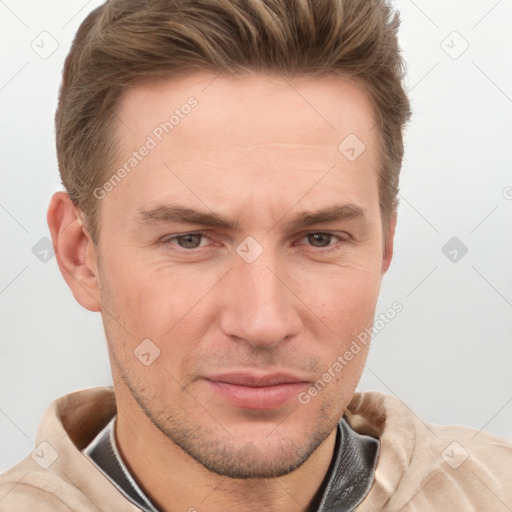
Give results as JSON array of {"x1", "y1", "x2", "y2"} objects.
[{"x1": 94, "y1": 73, "x2": 389, "y2": 478}]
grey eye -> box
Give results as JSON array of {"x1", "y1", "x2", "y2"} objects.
[
  {"x1": 176, "y1": 233, "x2": 204, "y2": 249},
  {"x1": 307, "y1": 233, "x2": 333, "y2": 247}
]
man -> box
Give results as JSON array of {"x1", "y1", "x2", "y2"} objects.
[{"x1": 0, "y1": 0, "x2": 510, "y2": 510}]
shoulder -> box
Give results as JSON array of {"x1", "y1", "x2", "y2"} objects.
[
  {"x1": 0, "y1": 465, "x2": 100, "y2": 512},
  {"x1": 348, "y1": 391, "x2": 512, "y2": 511},
  {"x1": 0, "y1": 387, "x2": 136, "y2": 512}
]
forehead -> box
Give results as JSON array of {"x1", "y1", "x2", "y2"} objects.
[
  {"x1": 104, "y1": 72, "x2": 380, "y2": 227},
  {"x1": 117, "y1": 72, "x2": 376, "y2": 149}
]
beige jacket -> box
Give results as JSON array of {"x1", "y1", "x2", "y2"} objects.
[{"x1": 0, "y1": 387, "x2": 511, "y2": 511}]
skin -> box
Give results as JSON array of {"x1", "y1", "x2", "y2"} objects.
[{"x1": 48, "y1": 72, "x2": 396, "y2": 512}]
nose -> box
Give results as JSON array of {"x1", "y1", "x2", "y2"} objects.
[{"x1": 218, "y1": 254, "x2": 302, "y2": 350}]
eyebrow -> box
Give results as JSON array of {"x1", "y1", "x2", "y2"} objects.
[
  {"x1": 134, "y1": 205, "x2": 236, "y2": 230},
  {"x1": 134, "y1": 203, "x2": 366, "y2": 231},
  {"x1": 284, "y1": 204, "x2": 366, "y2": 230}
]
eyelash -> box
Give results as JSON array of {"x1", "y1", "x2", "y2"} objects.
[{"x1": 160, "y1": 231, "x2": 347, "y2": 252}]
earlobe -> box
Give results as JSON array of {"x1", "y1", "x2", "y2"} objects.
[
  {"x1": 381, "y1": 213, "x2": 397, "y2": 275},
  {"x1": 47, "y1": 191, "x2": 101, "y2": 312}
]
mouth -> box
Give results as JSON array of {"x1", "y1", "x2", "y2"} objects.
[{"x1": 202, "y1": 372, "x2": 310, "y2": 410}]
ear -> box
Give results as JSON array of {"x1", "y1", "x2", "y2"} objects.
[
  {"x1": 47, "y1": 191, "x2": 101, "y2": 312},
  {"x1": 381, "y1": 212, "x2": 397, "y2": 275}
]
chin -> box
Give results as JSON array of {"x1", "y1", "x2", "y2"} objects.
[{"x1": 183, "y1": 433, "x2": 329, "y2": 479}]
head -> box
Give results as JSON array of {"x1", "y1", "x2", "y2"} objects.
[{"x1": 49, "y1": 0, "x2": 410, "y2": 479}]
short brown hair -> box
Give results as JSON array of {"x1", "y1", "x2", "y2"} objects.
[{"x1": 56, "y1": 0, "x2": 411, "y2": 243}]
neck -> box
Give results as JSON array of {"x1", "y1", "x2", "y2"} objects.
[{"x1": 114, "y1": 383, "x2": 337, "y2": 512}]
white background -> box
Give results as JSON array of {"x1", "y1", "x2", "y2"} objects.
[{"x1": 1, "y1": 0, "x2": 511, "y2": 471}]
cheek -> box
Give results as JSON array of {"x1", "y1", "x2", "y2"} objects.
[
  {"x1": 299, "y1": 261, "x2": 382, "y2": 327},
  {"x1": 101, "y1": 254, "x2": 223, "y2": 347},
  {"x1": 98, "y1": 251, "x2": 170, "y2": 335},
  {"x1": 297, "y1": 269, "x2": 379, "y2": 382}
]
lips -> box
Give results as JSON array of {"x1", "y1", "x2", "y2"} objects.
[{"x1": 203, "y1": 372, "x2": 309, "y2": 410}]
